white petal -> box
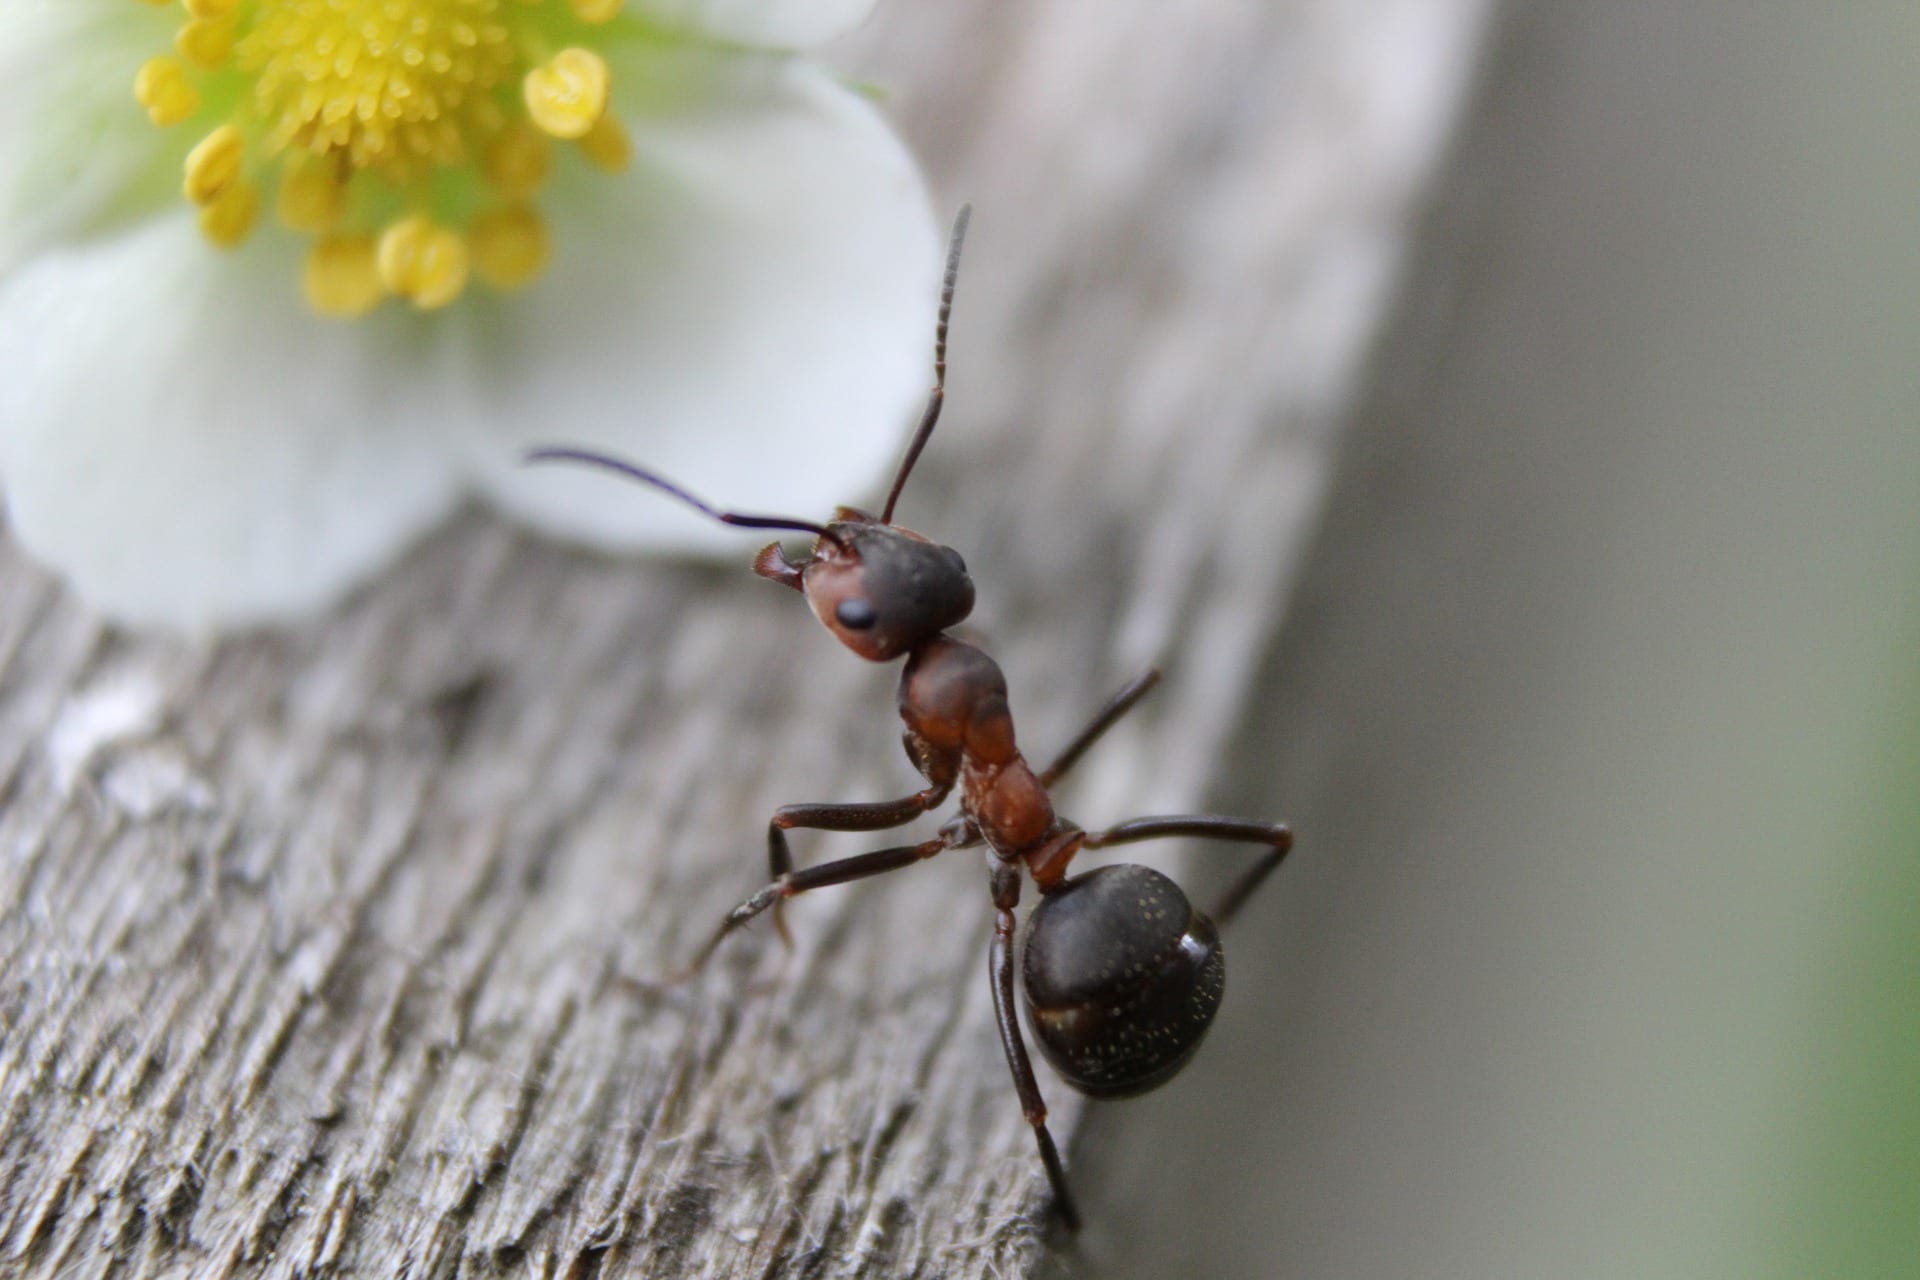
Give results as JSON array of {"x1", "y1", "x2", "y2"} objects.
[
  {"x1": 0, "y1": 0, "x2": 176, "y2": 275},
  {"x1": 0, "y1": 214, "x2": 466, "y2": 631},
  {"x1": 463, "y1": 57, "x2": 939, "y2": 553},
  {"x1": 634, "y1": 0, "x2": 878, "y2": 48}
]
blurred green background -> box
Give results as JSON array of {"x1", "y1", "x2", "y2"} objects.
[{"x1": 1065, "y1": 3, "x2": 1920, "y2": 1276}]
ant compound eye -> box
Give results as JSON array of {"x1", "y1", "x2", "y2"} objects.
[
  {"x1": 943, "y1": 547, "x2": 968, "y2": 577},
  {"x1": 836, "y1": 598, "x2": 879, "y2": 630}
]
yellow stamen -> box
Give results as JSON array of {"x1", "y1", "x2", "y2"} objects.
[
  {"x1": 377, "y1": 215, "x2": 470, "y2": 310},
  {"x1": 576, "y1": 114, "x2": 631, "y2": 173},
  {"x1": 198, "y1": 177, "x2": 260, "y2": 247},
  {"x1": 175, "y1": 17, "x2": 235, "y2": 71},
  {"x1": 183, "y1": 124, "x2": 246, "y2": 205},
  {"x1": 305, "y1": 235, "x2": 385, "y2": 318},
  {"x1": 472, "y1": 205, "x2": 550, "y2": 291},
  {"x1": 483, "y1": 123, "x2": 552, "y2": 199},
  {"x1": 134, "y1": 57, "x2": 200, "y2": 127},
  {"x1": 136, "y1": 0, "x2": 630, "y2": 316},
  {"x1": 523, "y1": 48, "x2": 609, "y2": 140},
  {"x1": 241, "y1": 0, "x2": 517, "y2": 174},
  {"x1": 276, "y1": 157, "x2": 346, "y2": 233}
]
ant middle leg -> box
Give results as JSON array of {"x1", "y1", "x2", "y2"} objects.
[{"x1": 1082, "y1": 815, "x2": 1294, "y2": 926}]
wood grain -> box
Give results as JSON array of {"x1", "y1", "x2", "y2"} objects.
[{"x1": 0, "y1": 2, "x2": 1491, "y2": 1274}]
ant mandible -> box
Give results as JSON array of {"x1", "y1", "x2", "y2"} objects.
[{"x1": 528, "y1": 207, "x2": 1293, "y2": 1231}]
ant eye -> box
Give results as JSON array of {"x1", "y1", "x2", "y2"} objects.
[
  {"x1": 944, "y1": 548, "x2": 968, "y2": 576},
  {"x1": 836, "y1": 598, "x2": 878, "y2": 630}
]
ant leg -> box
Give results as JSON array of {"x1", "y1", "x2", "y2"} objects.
[
  {"x1": 678, "y1": 832, "x2": 955, "y2": 979},
  {"x1": 766, "y1": 786, "x2": 951, "y2": 944},
  {"x1": 1038, "y1": 668, "x2": 1163, "y2": 786},
  {"x1": 988, "y1": 864, "x2": 1082, "y2": 1231},
  {"x1": 1082, "y1": 816, "x2": 1294, "y2": 926}
]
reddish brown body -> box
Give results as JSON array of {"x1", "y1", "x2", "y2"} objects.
[
  {"x1": 903, "y1": 636, "x2": 1062, "y2": 868},
  {"x1": 527, "y1": 206, "x2": 1293, "y2": 1231}
]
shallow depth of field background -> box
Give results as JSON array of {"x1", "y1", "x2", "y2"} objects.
[{"x1": 1055, "y1": 4, "x2": 1920, "y2": 1277}]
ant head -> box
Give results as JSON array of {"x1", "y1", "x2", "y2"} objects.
[
  {"x1": 530, "y1": 207, "x2": 979, "y2": 663},
  {"x1": 756, "y1": 510, "x2": 974, "y2": 662}
]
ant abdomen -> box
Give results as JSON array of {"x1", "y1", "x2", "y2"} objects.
[{"x1": 1020, "y1": 864, "x2": 1225, "y2": 1099}]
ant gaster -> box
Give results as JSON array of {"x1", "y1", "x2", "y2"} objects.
[{"x1": 527, "y1": 207, "x2": 1293, "y2": 1231}]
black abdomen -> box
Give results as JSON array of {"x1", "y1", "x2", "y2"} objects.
[{"x1": 1020, "y1": 864, "x2": 1225, "y2": 1098}]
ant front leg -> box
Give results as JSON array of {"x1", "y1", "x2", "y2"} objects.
[
  {"x1": 676, "y1": 830, "x2": 959, "y2": 978},
  {"x1": 988, "y1": 863, "x2": 1083, "y2": 1232},
  {"x1": 676, "y1": 785, "x2": 954, "y2": 978},
  {"x1": 1082, "y1": 815, "x2": 1294, "y2": 925},
  {"x1": 764, "y1": 785, "x2": 952, "y2": 943}
]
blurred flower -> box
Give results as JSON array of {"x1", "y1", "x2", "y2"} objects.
[{"x1": 0, "y1": 0, "x2": 937, "y2": 629}]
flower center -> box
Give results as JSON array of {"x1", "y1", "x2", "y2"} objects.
[
  {"x1": 243, "y1": 0, "x2": 515, "y2": 172},
  {"x1": 133, "y1": 0, "x2": 632, "y2": 317}
]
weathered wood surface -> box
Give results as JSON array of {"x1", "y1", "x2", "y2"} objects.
[{"x1": 0, "y1": 2, "x2": 1491, "y2": 1275}]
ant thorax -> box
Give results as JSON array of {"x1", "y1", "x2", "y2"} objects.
[{"x1": 900, "y1": 636, "x2": 1056, "y2": 856}]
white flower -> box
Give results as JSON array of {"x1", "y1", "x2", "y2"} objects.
[{"x1": 0, "y1": 0, "x2": 938, "y2": 630}]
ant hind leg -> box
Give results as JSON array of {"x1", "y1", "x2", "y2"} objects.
[
  {"x1": 987, "y1": 864, "x2": 1082, "y2": 1231},
  {"x1": 1081, "y1": 815, "x2": 1293, "y2": 926}
]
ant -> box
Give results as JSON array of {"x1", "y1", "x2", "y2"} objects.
[{"x1": 527, "y1": 207, "x2": 1293, "y2": 1231}]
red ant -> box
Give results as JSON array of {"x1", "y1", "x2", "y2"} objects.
[{"x1": 527, "y1": 207, "x2": 1293, "y2": 1230}]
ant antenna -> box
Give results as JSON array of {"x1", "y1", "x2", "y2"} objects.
[
  {"x1": 524, "y1": 447, "x2": 848, "y2": 549},
  {"x1": 880, "y1": 204, "x2": 972, "y2": 525}
]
